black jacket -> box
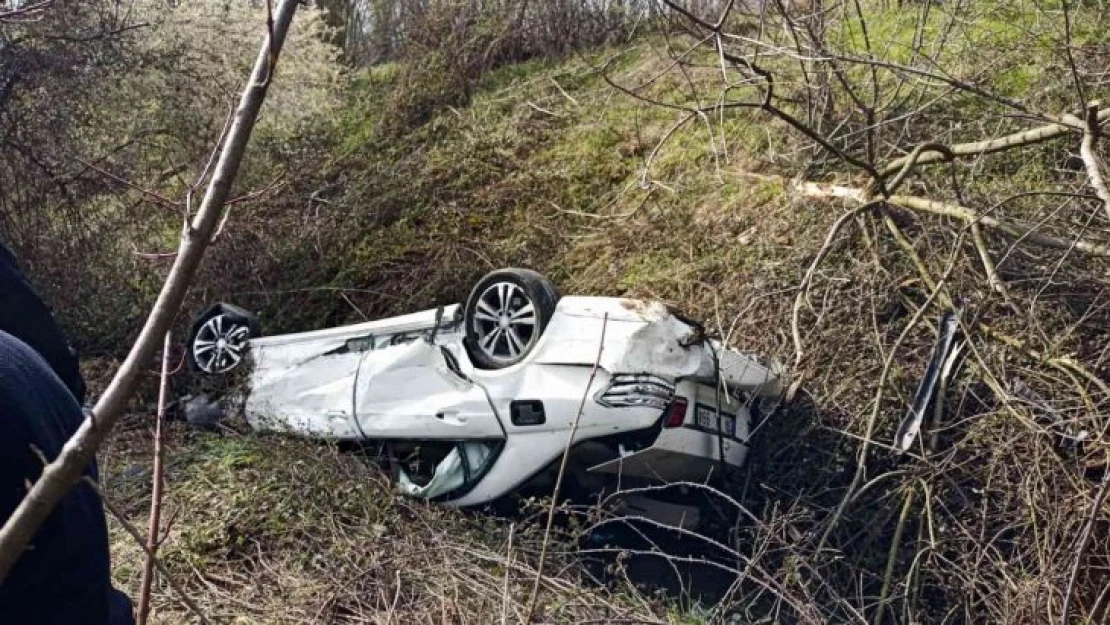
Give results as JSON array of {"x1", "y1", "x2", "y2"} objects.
[
  {"x1": 0, "y1": 242, "x2": 86, "y2": 404},
  {"x1": 0, "y1": 330, "x2": 133, "y2": 624}
]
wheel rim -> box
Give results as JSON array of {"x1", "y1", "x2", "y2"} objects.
[
  {"x1": 471, "y1": 281, "x2": 538, "y2": 365},
  {"x1": 193, "y1": 314, "x2": 250, "y2": 373}
]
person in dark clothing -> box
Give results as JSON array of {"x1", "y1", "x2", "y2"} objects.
[
  {"x1": 0, "y1": 241, "x2": 87, "y2": 404},
  {"x1": 0, "y1": 330, "x2": 134, "y2": 624}
]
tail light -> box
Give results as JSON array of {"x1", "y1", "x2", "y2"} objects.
[
  {"x1": 663, "y1": 397, "x2": 688, "y2": 428},
  {"x1": 595, "y1": 374, "x2": 675, "y2": 409}
]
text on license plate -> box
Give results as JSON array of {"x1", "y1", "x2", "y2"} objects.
[{"x1": 695, "y1": 403, "x2": 736, "y2": 437}]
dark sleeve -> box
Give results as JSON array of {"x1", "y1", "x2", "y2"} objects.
[
  {"x1": 0, "y1": 242, "x2": 86, "y2": 404},
  {"x1": 0, "y1": 332, "x2": 118, "y2": 625}
]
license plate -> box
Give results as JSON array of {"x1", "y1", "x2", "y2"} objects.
[{"x1": 695, "y1": 403, "x2": 736, "y2": 437}]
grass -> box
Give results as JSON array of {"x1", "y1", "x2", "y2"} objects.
[
  {"x1": 90, "y1": 5, "x2": 1110, "y2": 622},
  {"x1": 102, "y1": 422, "x2": 673, "y2": 624}
]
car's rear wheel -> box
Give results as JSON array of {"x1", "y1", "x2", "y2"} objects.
[
  {"x1": 186, "y1": 303, "x2": 259, "y2": 374},
  {"x1": 463, "y1": 268, "x2": 560, "y2": 369}
]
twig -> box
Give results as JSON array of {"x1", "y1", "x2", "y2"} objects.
[
  {"x1": 137, "y1": 332, "x2": 173, "y2": 624},
  {"x1": 815, "y1": 218, "x2": 960, "y2": 553},
  {"x1": 792, "y1": 202, "x2": 876, "y2": 371},
  {"x1": 1060, "y1": 471, "x2": 1110, "y2": 625},
  {"x1": 501, "y1": 522, "x2": 514, "y2": 625},
  {"x1": 874, "y1": 487, "x2": 917, "y2": 625},
  {"x1": 88, "y1": 477, "x2": 210, "y2": 624},
  {"x1": 549, "y1": 77, "x2": 580, "y2": 107},
  {"x1": 968, "y1": 222, "x2": 1012, "y2": 303},
  {"x1": 525, "y1": 313, "x2": 608, "y2": 622},
  {"x1": 384, "y1": 569, "x2": 401, "y2": 625},
  {"x1": 75, "y1": 158, "x2": 180, "y2": 210},
  {"x1": 0, "y1": 0, "x2": 52, "y2": 23}
]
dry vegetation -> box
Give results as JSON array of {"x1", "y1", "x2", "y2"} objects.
[
  {"x1": 4, "y1": 0, "x2": 1110, "y2": 623},
  {"x1": 100, "y1": 420, "x2": 676, "y2": 624}
]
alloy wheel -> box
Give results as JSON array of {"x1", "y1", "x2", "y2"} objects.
[
  {"x1": 192, "y1": 314, "x2": 250, "y2": 373},
  {"x1": 470, "y1": 281, "x2": 539, "y2": 365}
]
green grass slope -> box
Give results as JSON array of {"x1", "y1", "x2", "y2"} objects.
[{"x1": 101, "y1": 7, "x2": 1110, "y2": 621}]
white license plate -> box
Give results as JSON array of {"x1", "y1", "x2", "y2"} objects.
[{"x1": 695, "y1": 404, "x2": 736, "y2": 437}]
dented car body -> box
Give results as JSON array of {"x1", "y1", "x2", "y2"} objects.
[{"x1": 189, "y1": 270, "x2": 785, "y2": 510}]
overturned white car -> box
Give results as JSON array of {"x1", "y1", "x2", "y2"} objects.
[{"x1": 187, "y1": 269, "x2": 785, "y2": 511}]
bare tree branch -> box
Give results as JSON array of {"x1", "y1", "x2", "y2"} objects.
[
  {"x1": 137, "y1": 332, "x2": 173, "y2": 625},
  {"x1": 0, "y1": 0, "x2": 53, "y2": 24},
  {"x1": 879, "y1": 107, "x2": 1110, "y2": 178},
  {"x1": 1077, "y1": 103, "x2": 1110, "y2": 221},
  {"x1": 740, "y1": 172, "x2": 1110, "y2": 258},
  {"x1": 89, "y1": 477, "x2": 209, "y2": 624},
  {"x1": 526, "y1": 313, "x2": 608, "y2": 623},
  {"x1": 0, "y1": 0, "x2": 301, "y2": 580}
]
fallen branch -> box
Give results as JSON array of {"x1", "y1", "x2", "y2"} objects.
[
  {"x1": 879, "y1": 107, "x2": 1110, "y2": 177},
  {"x1": 0, "y1": 0, "x2": 301, "y2": 579},
  {"x1": 739, "y1": 172, "x2": 1110, "y2": 258},
  {"x1": 886, "y1": 195, "x2": 1110, "y2": 258},
  {"x1": 1077, "y1": 103, "x2": 1110, "y2": 222}
]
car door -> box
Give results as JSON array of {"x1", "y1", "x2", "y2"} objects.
[
  {"x1": 353, "y1": 337, "x2": 505, "y2": 440},
  {"x1": 245, "y1": 333, "x2": 367, "y2": 439}
]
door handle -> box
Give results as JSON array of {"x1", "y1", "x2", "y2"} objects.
[{"x1": 435, "y1": 411, "x2": 467, "y2": 424}]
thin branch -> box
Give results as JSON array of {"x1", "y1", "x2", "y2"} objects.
[
  {"x1": 500, "y1": 522, "x2": 514, "y2": 625},
  {"x1": 0, "y1": 0, "x2": 52, "y2": 23},
  {"x1": 75, "y1": 158, "x2": 180, "y2": 210},
  {"x1": 881, "y1": 142, "x2": 954, "y2": 195},
  {"x1": 0, "y1": 0, "x2": 302, "y2": 580},
  {"x1": 968, "y1": 222, "x2": 1013, "y2": 303},
  {"x1": 792, "y1": 202, "x2": 876, "y2": 370},
  {"x1": 525, "y1": 313, "x2": 608, "y2": 622},
  {"x1": 137, "y1": 332, "x2": 173, "y2": 624},
  {"x1": 1078, "y1": 103, "x2": 1110, "y2": 221},
  {"x1": 88, "y1": 477, "x2": 209, "y2": 624},
  {"x1": 880, "y1": 107, "x2": 1110, "y2": 177},
  {"x1": 1060, "y1": 471, "x2": 1110, "y2": 625}
]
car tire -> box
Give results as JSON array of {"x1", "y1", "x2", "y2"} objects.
[
  {"x1": 186, "y1": 303, "x2": 259, "y2": 374},
  {"x1": 463, "y1": 268, "x2": 560, "y2": 369}
]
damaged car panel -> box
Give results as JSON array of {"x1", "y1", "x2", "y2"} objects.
[
  {"x1": 191, "y1": 268, "x2": 786, "y2": 515},
  {"x1": 353, "y1": 339, "x2": 505, "y2": 440}
]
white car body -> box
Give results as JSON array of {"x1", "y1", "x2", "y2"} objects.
[{"x1": 237, "y1": 296, "x2": 785, "y2": 507}]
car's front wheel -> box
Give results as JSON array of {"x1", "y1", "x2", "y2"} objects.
[
  {"x1": 463, "y1": 268, "x2": 560, "y2": 369},
  {"x1": 186, "y1": 303, "x2": 259, "y2": 374}
]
